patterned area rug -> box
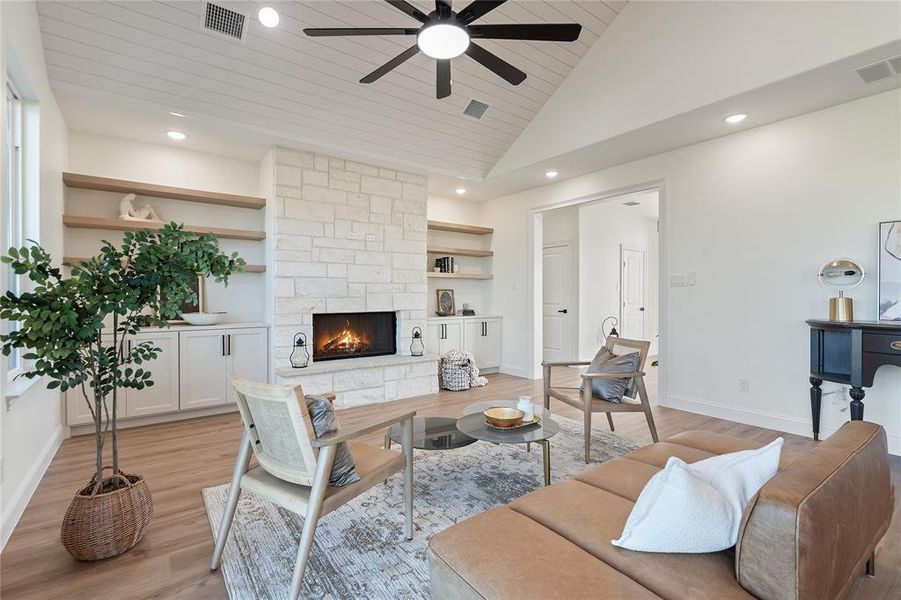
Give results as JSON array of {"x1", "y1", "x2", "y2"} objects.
[{"x1": 202, "y1": 416, "x2": 639, "y2": 599}]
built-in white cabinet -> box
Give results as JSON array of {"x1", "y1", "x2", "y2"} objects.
[
  {"x1": 67, "y1": 324, "x2": 268, "y2": 428},
  {"x1": 180, "y1": 327, "x2": 268, "y2": 409},
  {"x1": 427, "y1": 316, "x2": 501, "y2": 371}
]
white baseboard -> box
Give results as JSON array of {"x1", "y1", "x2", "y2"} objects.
[
  {"x1": 664, "y1": 394, "x2": 900, "y2": 456},
  {"x1": 499, "y1": 364, "x2": 538, "y2": 379},
  {"x1": 1, "y1": 424, "x2": 64, "y2": 551}
]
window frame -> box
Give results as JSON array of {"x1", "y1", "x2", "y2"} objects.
[{"x1": 5, "y1": 79, "x2": 24, "y2": 381}]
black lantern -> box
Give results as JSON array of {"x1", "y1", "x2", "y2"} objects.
[
  {"x1": 410, "y1": 326, "x2": 424, "y2": 356},
  {"x1": 601, "y1": 316, "x2": 619, "y2": 340},
  {"x1": 290, "y1": 332, "x2": 310, "y2": 368}
]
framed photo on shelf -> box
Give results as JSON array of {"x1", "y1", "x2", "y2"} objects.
[
  {"x1": 435, "y1": 289, "x2": 455, "y2": 316},
  {"x1": 159, "y1": 275, "x2": 205, "y2": 324},
  {"x1": 878, "y1": 220, "x2": 901, "y2": 321}
]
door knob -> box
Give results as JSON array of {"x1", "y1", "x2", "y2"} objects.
[
  {"x1": 558, "y1": 309, "x2": 568, "y2": 314},
  {"x1": 639, "y1": 307, "x2": 645, "y2": 312}
]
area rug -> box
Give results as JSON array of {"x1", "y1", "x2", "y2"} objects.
[{"x1": 202, "y1": 416, "x2": 639, "y2": 599}]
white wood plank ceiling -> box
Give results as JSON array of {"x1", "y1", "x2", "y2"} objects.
[{"x1": 38, "y1": 1, "x2": 626, "y2": 179}]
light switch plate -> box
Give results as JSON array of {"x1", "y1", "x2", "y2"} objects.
[
  {"x1": 687, "y1": 271, "x2": 696, "y2": 286},
  {"x1": 669, "y1": 273, "x2": 687, "y2": 287}
]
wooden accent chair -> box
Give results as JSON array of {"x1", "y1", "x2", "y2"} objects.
[
  {"x1": 211, "y1": 374, "x2": 415, "y2": 600},
  {"x1": 542, "y1": 337, "x2": 657, "y2": 463}
]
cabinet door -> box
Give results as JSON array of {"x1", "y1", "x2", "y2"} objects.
[
  {"x1": 463, "y1": 320, "x2": 483, "y2": 365},
  {"x1": 179, "y1": 330, "x2": 228, "y2": 409},
  {"x1": 425, "y1": 322, "x2": 443, "y2": 356},
  {"x1": 66, "y1": 389, "x2": 95, "y2": 426},
  {"x1": 126, "y1": 331, "x2": 180, "y2": 418},
  {"x1": 441, "y1": 321, "x2": 464, "y2": 355},
  {"x1": 481, "y1": 319, "x2": 502, "y2": 369},
  {"x1": 226, "y1": 328, "x2": 268, "y2": 403}
]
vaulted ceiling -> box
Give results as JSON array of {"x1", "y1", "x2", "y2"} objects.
[{"x1": 38, "y1": 0, "x2": 626, "y2": 179}]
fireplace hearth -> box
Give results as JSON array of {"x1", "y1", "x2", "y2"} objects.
[{"x1": 313, "y1": 311, "x2": 397, "y2": 361}]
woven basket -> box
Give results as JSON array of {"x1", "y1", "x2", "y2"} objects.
[
  {"x1": 60, "y1": 467, "x2": 153, "y2": 561},
  {"x1": 441, "y1": 358, "x2": 472, "y2": 392}
]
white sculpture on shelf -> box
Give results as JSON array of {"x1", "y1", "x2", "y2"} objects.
[{"x1": 118, "y1": 193, "x2": 162, "y2": 222}]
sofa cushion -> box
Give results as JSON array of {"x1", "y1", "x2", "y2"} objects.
[
  {"x1": 665, "y1": 431, "x2": 801, "y2": 470},
  {"x1": 509, "y1": 480, "x2": 755, "y2": 600},
  {"x1": 428, "y1": 505, "x2": 660, "y2": 599},
  {"x1": 625, "y1": 442, "x2": 715, "y2": 468},
  {"x1": 574, "y1": 457, "x2": 662, "y2": 502}
]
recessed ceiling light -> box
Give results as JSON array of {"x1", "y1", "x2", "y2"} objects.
[
  {"x1": 168, "y1": 111, "x2": 186, "y2": 118},
  {"x1": 418, "y1": 23, "x2": 470, "y2": 59},
  {"x1": 166, "y1": 130, "x2": 187, "y2": 141},
  {"x1": 545, "y1": 170, "x2": 559, "y2": 178},
  {"x1": 455, "y1": 187, "x2": 466, "y2": 195},
  {"x1": 258, "y1": 6, "x2": 280, "y2": 28},
  {"x1": 725, "y1": 113, "x2": 747, "y2": 124}
]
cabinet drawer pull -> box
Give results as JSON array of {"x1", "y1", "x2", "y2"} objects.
[
  {"x1": 228, "y1": 334, "x2": 232, "y2": 356},
  {"x1": 891, "y1": 341, "x2": 901, "y2": 351}
]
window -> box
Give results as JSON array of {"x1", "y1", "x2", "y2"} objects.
[{"x1": 5, "y1": 81, "x2": 23, "y2": 377}]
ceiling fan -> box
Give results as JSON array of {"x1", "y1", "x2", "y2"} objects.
[{"x1": 303, "y1": 0, "x2": 582, "y2": 99}]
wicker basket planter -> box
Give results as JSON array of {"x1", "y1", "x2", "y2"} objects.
[{"x1": 60, "y1": 467, "x2": 153, "y2": 561}]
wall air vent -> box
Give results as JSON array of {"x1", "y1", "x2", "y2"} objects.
[
  {"x1": 463, "y1": 99, "x2": 490, "y2": 119},
  {"x1": 203, "y1": 2, "x2": 246, "y2": 42},
  {"x1": 854, "y1": 55, "x2": 901, "y2": 84}
]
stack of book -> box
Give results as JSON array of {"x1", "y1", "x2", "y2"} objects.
[{"x1": 435, "y1": 256, "x2": 455, "y2": 273}]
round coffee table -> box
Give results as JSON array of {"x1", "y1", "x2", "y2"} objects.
[
  {"x1": 456, "y1": 406, "x2": 560, "y2": 486},
  {"x1": 386, "y1": 416, "x2": 476, "y2": 451}
]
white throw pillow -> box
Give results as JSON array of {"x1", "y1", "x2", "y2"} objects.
[{"x1": 612, "y1": 438, "x2": 783, "y2": 553}]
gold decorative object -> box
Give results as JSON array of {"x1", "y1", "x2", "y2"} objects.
[
  {"x1": 483, "y1": 407, "x2": 524, "y2": 428},
  {"x1": 817, "y1": 258, "x2": 865, "y2": 323}
]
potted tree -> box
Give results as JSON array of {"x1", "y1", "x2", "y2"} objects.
[{"x1": 0, "y1": 223, "x2": 245, "y2": 560}]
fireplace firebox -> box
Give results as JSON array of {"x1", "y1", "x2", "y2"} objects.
[{"x1": 313, "y1": 311, "x2": 397, "y2": 361}]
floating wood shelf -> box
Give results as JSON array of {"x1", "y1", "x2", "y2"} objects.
[
  {"x1": 427, "y1": 272, "x2": 493, "y2": 280},
  {"x1": 427, "y1": 220, "x2": 494, "y2": 235},
  {"x1": 63, "y1": 215, "x2": 266, "y2": 241},
  {"x1": 427, "y1": 246, "x2": 493, "y2": 258},
  {"x1": 63, "y1": 172, "x2": 266, "y2": 210},
  {"x1": 62, "y1": 256, "x2": 266, "y2": 273}
]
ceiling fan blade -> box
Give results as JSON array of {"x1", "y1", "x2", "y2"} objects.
[
  {"x1": 384, "y1": 0, "x2": 429, "y2": 22},
  {"x1": 360, "y1": 45, "x2": 421, "y2": 84},
  {"x1": 436, "y1": 0, "x2": 453, "y2": 19},
  {"x1": 465, "y1": 42, "x2": 526, "y2": 85},
  {"x1": 468, "y1": 23, "x2": 582, "y2": 42},
  {"x1": 437, "y1": 59, "x2": 451, "y2": 99},
  {"x1": 304, "y1": 27, "x2": 419, "y2": 37},
  {"x1": 457, "y1": 1, "x2": 506, "y2": 24}
]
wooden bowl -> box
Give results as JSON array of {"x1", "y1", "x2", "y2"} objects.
[{"x1": 483, "y1": 407, "x2": 524, "y2": 428}]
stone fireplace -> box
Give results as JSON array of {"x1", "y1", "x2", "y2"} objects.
[{"x1": 270, "y1": 147, "x2": 438, "y2": 407}]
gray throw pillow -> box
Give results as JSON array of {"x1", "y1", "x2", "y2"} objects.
[
  {"x1": 305, "y1": 395, "x2": 361, "y2": 487},
  {"x1": 580, "y1": 350, "x2": 640, "y2": 403}
]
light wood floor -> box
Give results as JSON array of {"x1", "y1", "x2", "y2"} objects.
[{"x1": 2, "y1": 369, "x2": 898, "y2": 599}]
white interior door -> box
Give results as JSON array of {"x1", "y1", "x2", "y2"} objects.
[
  {"x1": 542, "y1": 243, "x2": 575, "y2": 362},
  {"x1": 620, "y1": 245, "x2": 647, "y2": 340}
]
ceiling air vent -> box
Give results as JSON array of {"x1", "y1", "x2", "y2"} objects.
[
  {"x1": 463, "y1": 99, "x2": 490, "y2": 119},
  {"x1": 203, "y1": 2, "x2": 246, "y2": 42},
  {"x1": 854, "y1": 56, "x2": 901, "y2": 84},
  {"x1": 622, "y1": 201, "x2": 641, "y2": 207}
]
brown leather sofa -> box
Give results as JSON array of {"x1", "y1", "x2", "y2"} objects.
[{"x1": 428, "y1": 421, "x2": 894, "y2": 599}]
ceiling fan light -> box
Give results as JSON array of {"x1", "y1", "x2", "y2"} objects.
[{"x1": 418, "y1": 24, "x2": 470, "y2": 59}]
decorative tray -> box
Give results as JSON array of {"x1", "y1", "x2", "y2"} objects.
[{"x1": 485, "y1": 416, "x2": 541, "y2": 431}]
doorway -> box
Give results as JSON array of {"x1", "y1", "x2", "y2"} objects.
[{"x1": 535, "y1": 185, "x2": 662, "y2": 378}]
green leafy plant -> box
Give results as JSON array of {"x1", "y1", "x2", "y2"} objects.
[{"x1": 1, "y1": 223, "x2": 245, "y2": 492}]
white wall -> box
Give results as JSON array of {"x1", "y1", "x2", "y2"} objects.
[
  {"x1": 1, "y1": 0, "x2": 69, "y2": 549},
  {"x1": 578, "y1": 202, "x2": 659, "y2": 359},
  {"x1": 427, "y1": 195, "x2": 493, "y2": 315},
  {"x1": 66, "y1": 132, "x2": 265, "y2": 322},
  {"x1": 492, "y1": 0, "x2": 901, "y2": 175},
  {"x1": 483, "y1": 90, "x2": 901, "y2": 453}
]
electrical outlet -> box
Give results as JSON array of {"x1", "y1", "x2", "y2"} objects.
[{"x1": 738, "y1": 378, "x2": 750, "y2": 393}]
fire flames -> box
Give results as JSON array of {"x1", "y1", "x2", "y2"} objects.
[{"x1": 318, "y1": 320, "x2": 370, "y2": 355}]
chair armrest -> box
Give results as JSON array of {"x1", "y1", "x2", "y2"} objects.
[
  {"x1": 312, "y1": 410, "x2": 416, "y2": 447},
  {"x1": 305, "y1": 392, "x2": 336, "y2": 404},
  {"x1": 580, "y1": 371, "x2": 644, "y2": 380},
  {"x1": 542, "y1": 360, "x2": 592, "y2": 367}
]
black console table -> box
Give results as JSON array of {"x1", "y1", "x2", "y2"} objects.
[{"x1": 807, "y1": 320, "x2": 901, "y2": 440}]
